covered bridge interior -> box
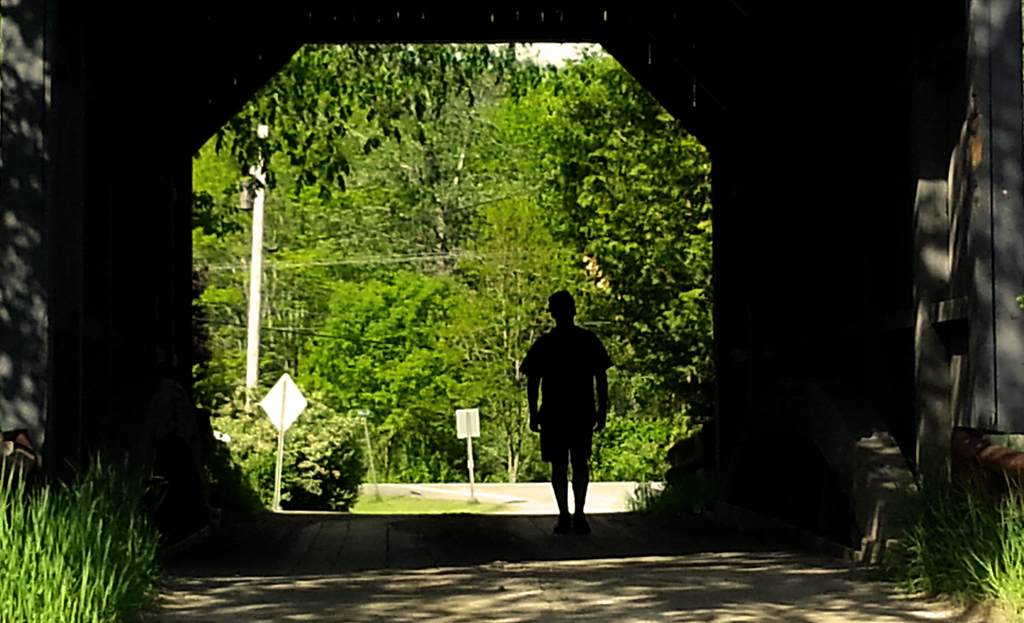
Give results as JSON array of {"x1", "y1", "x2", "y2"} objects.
[{"x1": 2, "y1": 1, "x2": 1022, "y2": 553}]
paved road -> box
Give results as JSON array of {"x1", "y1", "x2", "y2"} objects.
[
  {"x1": 151, "y1": 511, "x2": 976, "y2": 622},
  {"x1": 362, "y1": 482, "x2": 647, "y2": 513}
]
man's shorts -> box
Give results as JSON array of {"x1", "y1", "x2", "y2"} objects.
[{"x1": 540, "y1": 424, "x2": 594, "y2": 463}]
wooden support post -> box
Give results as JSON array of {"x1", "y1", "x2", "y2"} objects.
[{"x1": 967, "y1": 0, "x2": 1024, "y2": 432}]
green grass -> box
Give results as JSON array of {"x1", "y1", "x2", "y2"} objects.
[
  {"x1": 350, "y1": 493, "x2": 509, "y2": 514},
  {"x1": 890, "y1": 476, "x2": 1024, "y2": 617},
  {"x1": 0, "y1": 462, "x2": 160, "y2": 623}
]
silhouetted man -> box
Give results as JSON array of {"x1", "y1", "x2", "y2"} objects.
[{"x1": 520, "y1": 291, "x2": 612, "y2": 535}]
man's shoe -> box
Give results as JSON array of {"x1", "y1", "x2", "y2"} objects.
[
  {"x1": 572, "y1": 513, "x2": 591, "y2": 535},
  {"x1": 553, "y1": 514, "x2": 572, "y2": 534}
]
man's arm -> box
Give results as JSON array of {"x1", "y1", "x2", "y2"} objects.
[
  {"x1": 528, "y1": 375, "x2": 541, "y2": 432},
  {"x1": 595, "y1": 370, "x2": 608, "y2": 431}
]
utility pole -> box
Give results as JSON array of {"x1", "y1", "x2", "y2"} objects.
[{"x1": 245, "y1": 125, "x2": 269, "y2": 408}]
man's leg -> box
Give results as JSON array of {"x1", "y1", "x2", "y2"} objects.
[
  {"x1": 570, "y1": 451, "x2": 591, "y2": 534},
  {"x1": 551, "y1": 459, "x2": 572, "y2": 533}
]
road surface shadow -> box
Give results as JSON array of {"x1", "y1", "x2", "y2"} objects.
[
  {"x1": 151, "y1": 512, "x2": 962, "y2": 623},
  {"x1": 162, "y1": 511, "x2": 777, "y2": 576}
]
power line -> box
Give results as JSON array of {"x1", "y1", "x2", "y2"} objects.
[
  {"x1": 205, "y1": 251, "x2": 471, "y2": 272},
  {"x1": 204, "y1": 247, "x2": 573, "y2": 272},
  {"x1": 199, "y1": 317, "x2": 610, "y2": 343},
  {"x1": 201, "y1": 187, "x2": 546, "y2": 272},
  {"x1": 200, "y1": 318, "x2": 547, "y2": 343},
  {"x1": 199, "y1": 319, "x2": 396, "y2": 344},
  {"x1": 444, "y1": 187, "x2": 542, "y2": 216}
]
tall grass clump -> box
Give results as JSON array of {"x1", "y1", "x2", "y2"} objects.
[
  {"x1": 0, "y1": 462, "x2": 160, "y2": 623},
  {"x1": 629, "y1": 469, "x2": 719, "y2": 513},
  {"x1": 892, "y1": 475, "x2": 1024, "y2": 615}
]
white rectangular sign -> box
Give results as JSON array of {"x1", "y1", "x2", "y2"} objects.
[{"x1": 455, "y1": 408, "x2": 480, "y2": 438}]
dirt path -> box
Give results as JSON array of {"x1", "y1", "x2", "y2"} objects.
[{"x1": 150, "y1": 511, "x2": 973, "y2": 622}]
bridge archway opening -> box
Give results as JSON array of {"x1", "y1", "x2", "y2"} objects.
[
  {"x1": 2, "y1": 0, "x2": 1018, "y2": 579},
  {"x1": 190, "y1": 41, "x2": 715, "y2": 514}
]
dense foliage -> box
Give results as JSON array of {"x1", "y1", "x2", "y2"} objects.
[
  {"x1": 207, "y1": 389, "x2": 365, "y2": 510},
  {"x1": 534, "y1": 59, "x2": 715, "y2": 421},
  {"x1": 193, "y1": 44, "x2": 714, "y2": 506}
]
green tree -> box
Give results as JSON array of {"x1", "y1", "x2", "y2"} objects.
[
  {"x1": 512, "y1": 54, "x2": 715, "y2": 427},
  {"x1": 221, "y1": 44, "x2": 518, "y2": 199},
  {"x1": 446, "y1": 197, "x2": 576, "y2": 483},
  {"x1": 301, "y1": 271, "x2": 464, "y2": 482}
]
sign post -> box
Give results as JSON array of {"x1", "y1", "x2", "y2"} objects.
[
  {"x1": 356, "y1": 409, "x2": 380, "y2": 499},
  {"x1": 258, "y1": 373, "x2": 307, "y2": 511},
  {"x1": 455, "y1": 409, "x2": 480, "y2": 501}
]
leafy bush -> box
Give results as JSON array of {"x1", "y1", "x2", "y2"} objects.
[
  {"x1": 0, "y1": 462, "x2": 160, "y2": 623},
  {"x1": 204, "y1": 441, "x2": 263, "y2": 512},
  {"x1": 211, "y1": 388, "x2": 364, "y2": 510},
  {"x1": 591, "y1": 415, "x2": 680, "y2": 482},
  {"x1": 283, "y1": 414, "x2": 365, "y2": 510}
]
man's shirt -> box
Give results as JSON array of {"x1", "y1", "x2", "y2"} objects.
[{"x1": 520, "y1": 325, "x2": 613, "y2": 423}]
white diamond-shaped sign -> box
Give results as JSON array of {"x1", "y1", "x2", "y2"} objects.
[{"x1": 259, "y1": 373, "x2": 307, "y2": 432}]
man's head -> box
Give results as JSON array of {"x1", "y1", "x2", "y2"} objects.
[{"x1": 548, "y1": 290, "x2": 576, "y2": 325}]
